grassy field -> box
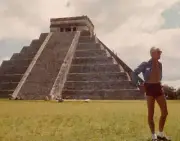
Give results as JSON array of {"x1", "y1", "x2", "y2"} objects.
[{"x1": 0, "y1": 100, "x2": 180, "y2": 141}]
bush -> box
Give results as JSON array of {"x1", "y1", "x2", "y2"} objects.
[
  {"x1": 162, "y1": 85, "x2": 177, "y2": 100},
  {"x1": 177, "y1": 88, "x2": 180, "y2": 99}
]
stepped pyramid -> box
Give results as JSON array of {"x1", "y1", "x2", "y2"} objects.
[{"x1": 0, "y1": 16, "x2": 144, "y2": 100}]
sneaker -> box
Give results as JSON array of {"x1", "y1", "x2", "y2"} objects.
[
  {"x1": 151, "y1": 134, "x2": 158, "y2": 141},
  {"x1": 157, "y1": 134, "x2": 171, "y2": 141}
]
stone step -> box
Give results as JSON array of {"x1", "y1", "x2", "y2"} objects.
[
  {"x1": 79, "y1": 36, "x2": 95, "y2": 43},
  {"x1": 63, "y1": 81, "x2": 136, "y2": 90},
  {"x1": 30, "y1": 39, "x2": 46, "y2": 51},
  {"x1": 69, "y1": 64, "x2": 121, "y2": 73},
  {"x1": 38, "y1": 48, "x2": 69, "y2": 61},
  {"x1": 67, "y1": 72, "x2": 128, "y2": 81},
  {"x1": 0, "y1": 61, "x2": 7, "y2": 67},
  {"x1": 11, "y1": 52, "x2": 35, "y2": 60},
  {"x1": 20, "y1": 46, "x2": 39, "y2": 54},
  {"x1": 75, "y1": 50, "x2": 106, "y2": 57},
  {"x1": 62, "y1": 89, "x2": 143, "y2": 100},
  {"x1": 20, "y1": 94, "x2": 49, "y2": 100},
  {"x1": 20, "y1": 46, "x2": 30, "y2": 54},
  {"x1": 0, "y1": 90, "x2": 14, "y2": 95},
  {"x1": 29, "y1": 34, "x2": 48, "y2": 49},
  {"x1": 18, "y1": 81, "x2": 53, "y2": 98},
  {"x1": 0, "y1": 82, "x2": 18, "y2": 90},
  {"x1": 1, "y1": 59, "x2": 32, "y2": 67},
  {"x1": 77, "y1": 43, "x2": 101, "y2": 50},
  {"x1": 0, "y1": 62, "x2": 30, "y2": 75},
  {"x1": 0, "y1": 66, "x2": 28, "y2": 74},
  {"x1": 30, "y1": 39, "x2": 41, "y2": 47},
  {"x1": 39, "y1": 33, "x2": 48, "y2": 41},
  {"x1": 72, "y1": 57, "x2": 113, "y2": 65},
  {"x1": 0, "y1": 74, "x2": 23, "y2": 82},
  {"x1": 25, "y1": 61, "x2": 64, "y2": 83},
  {"x1": 10, "y1": 53, "x2": 19, "y2": 60},
  {"x1": 0, "y1": 91, "x2": 13, "y2": 98}
]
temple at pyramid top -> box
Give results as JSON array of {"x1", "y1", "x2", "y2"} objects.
[
  {"x1": 0, "y1": 15, "x2": 144, "y2": 100},
  {"x1": 50, "y1": 16, "x2": 94, "y2": 35}
]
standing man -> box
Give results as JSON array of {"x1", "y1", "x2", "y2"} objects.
[{"x1": 131, "y1": 47, "x2": 170, "y2": 141}]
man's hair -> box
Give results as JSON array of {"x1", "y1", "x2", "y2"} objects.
[{"x1": 150, "y1": 47, "x2": 162, "y2": 55}]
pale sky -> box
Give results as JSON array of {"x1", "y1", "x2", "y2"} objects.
[{"x1": 0, "y1": 0, "x2": 180, "y2": 88}]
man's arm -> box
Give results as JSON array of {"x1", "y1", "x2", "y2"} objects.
[{"x1": 131, "y1": 62, "x2": 146, "y2": 86}]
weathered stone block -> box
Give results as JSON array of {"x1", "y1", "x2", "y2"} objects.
[
  {"x1": 67, "y1": 72, "x2": 128, "y2": 81},
  {"x1": 0, "y1": 74, "x2": 23, "y2": 83},
  {"x1": 69, "y1": 64, "x2": 121, "y2": 73},
  {"x1": 77, "y1": 43, "x2": 101, "y2": 50},
  {"x1": 64, "y1": 81, "x2": 136, "y2": 90},
  {"x1": 75, "y1": 50, "x2": 106, "y2": 57}
]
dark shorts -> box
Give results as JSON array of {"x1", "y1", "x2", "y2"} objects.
[{"x1": 144, "y1": 83, "x2": 163, "y2": 98}]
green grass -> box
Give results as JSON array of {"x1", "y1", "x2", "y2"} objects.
[{"x1": 0, "y1": 100, "x2": 180, "y2": 141}]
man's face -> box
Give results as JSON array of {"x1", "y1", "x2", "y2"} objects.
[{"x1": 151, "y1": 49, "x2": 162, "y2": 60}]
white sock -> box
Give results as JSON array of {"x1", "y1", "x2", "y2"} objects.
[
  {"x1": 152, "y1": 134, "x2": 157, "y2": 139},
  {"x1": 158, "y1": 131, "x2": 164, "y2": 137}
]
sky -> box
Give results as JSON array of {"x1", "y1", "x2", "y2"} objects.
[{"x1": 0, "y1": 0, "x2": 180, "y2": 88}]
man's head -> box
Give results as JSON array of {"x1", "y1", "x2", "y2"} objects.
[{"x1": 150, "y1": 47, "x2": 162, "y2": 60}]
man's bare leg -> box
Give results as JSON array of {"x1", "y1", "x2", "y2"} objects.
[
  {"x1": 156, "y1": 95, "x2": 168, "y2": 132},
  {"x1": 147, "y1": 96, "x2": 156, "y2": 134}
]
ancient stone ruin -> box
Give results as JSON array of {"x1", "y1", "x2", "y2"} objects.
[{"x1": 0, "y1": 16, "x2": 143, "y2": 100}]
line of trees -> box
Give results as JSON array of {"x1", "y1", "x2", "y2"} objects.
[{"x1": 163, "y1": 85, "x2": 180, "y2": 100}]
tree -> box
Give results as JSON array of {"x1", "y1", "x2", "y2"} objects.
[
  {"x1": 176, "y1": 88, "x2": 180, "y2": 99},
  {"x1": 162, "y1": 85, "x2": 177, "y2": 100}
]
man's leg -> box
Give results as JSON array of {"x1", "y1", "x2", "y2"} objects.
[
  {"x1": 156, "y1": 95, "x2": 168, "y2": 132},
  {"x1": 147, "y1": 96, "x2": 156, "y2": 134}
]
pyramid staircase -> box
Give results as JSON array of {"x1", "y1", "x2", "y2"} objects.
[{"x1": 0, "y1": 16, "x2": 144, "y2": 100}]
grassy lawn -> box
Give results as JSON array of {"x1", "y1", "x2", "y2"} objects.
[{"x1": 0, "y1": 100, "x2": 180, "y2": 141}]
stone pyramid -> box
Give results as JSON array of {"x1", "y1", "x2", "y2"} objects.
[{"x1": 0, "y1": 16, "x2": 144, "y2": 100}]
